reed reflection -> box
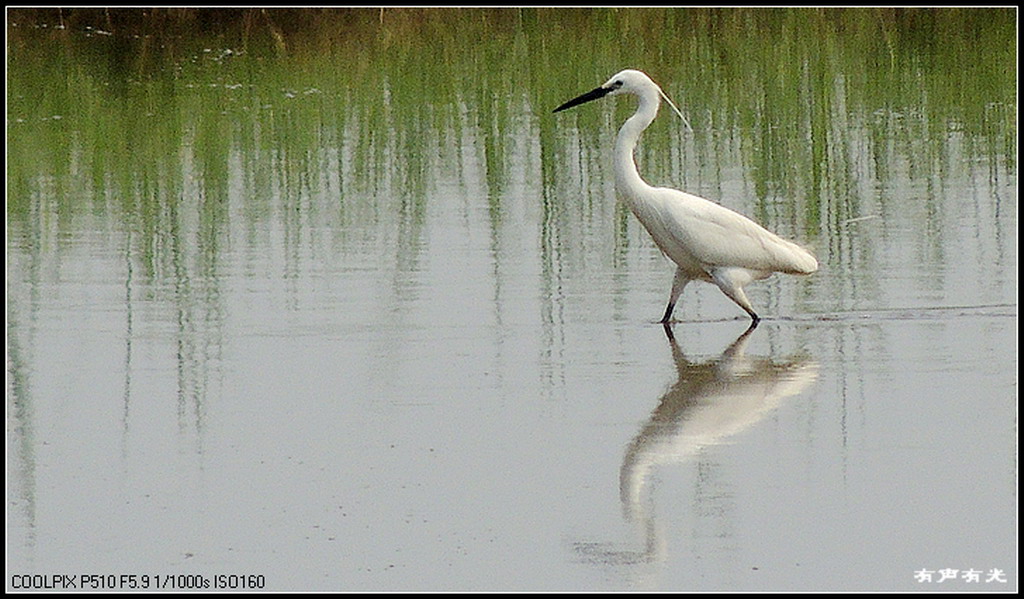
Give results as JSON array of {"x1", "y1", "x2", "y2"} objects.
[{"x1": 576, "y1": 324, "x2": 818, "y2": 566}]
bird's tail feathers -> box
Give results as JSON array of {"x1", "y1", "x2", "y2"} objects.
[{"x1": 779, "y1": 242, "x2": 819, "y2": 275}]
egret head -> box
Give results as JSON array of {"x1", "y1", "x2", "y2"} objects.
[
  {"x1": 602, "y1": 69, "x2": 658, "y2": 97},
  {"x1": 553, "y1": 69, "x2": 690, "y2": 130},
  {"x1": 553, "y1": 69, "x2": 653, "y2": 113}
]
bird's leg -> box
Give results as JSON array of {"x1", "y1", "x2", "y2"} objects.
[
  {"x1": 659, "y1": 302, "x2": 675, "y2": 325},
  {"x1": 659, "y1": 268, "x2": 690, "y2": 324},
  {"x1": 710, "y1": 268, "x2": 760, "y2": 325}
]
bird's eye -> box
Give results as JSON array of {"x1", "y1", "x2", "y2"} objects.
[{"x1": 611, "y1": 80, "x2": 623, "y2": 89}]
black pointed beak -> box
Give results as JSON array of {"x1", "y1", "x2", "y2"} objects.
[{"x1": 553, "y1": 86, "x2": 613, "y2": 113}]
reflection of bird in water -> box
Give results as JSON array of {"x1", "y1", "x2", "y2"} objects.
[{"x1": 574, "y1": 323, "x2": 818, "y2": 566}]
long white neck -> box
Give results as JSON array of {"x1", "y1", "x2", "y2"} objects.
[{"x1": 614, "y1": 88, "x2": 661, "y2": 202}]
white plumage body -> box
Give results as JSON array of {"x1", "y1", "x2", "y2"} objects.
[{"x1": 619, "y1": 184, "x2": 818, "y2": 280}]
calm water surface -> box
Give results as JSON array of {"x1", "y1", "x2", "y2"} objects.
[{"x1": 6, "y1": 8, "x2": 1017, "y2": 591}]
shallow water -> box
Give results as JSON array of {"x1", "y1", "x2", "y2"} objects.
[{"x1": 6, "y1": 8, "x2": 1017, "y2": 592}]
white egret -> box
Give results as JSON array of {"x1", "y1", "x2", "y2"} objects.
[{"x1": 554, "y1": 69, "x2": 818, "y2": 325}]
